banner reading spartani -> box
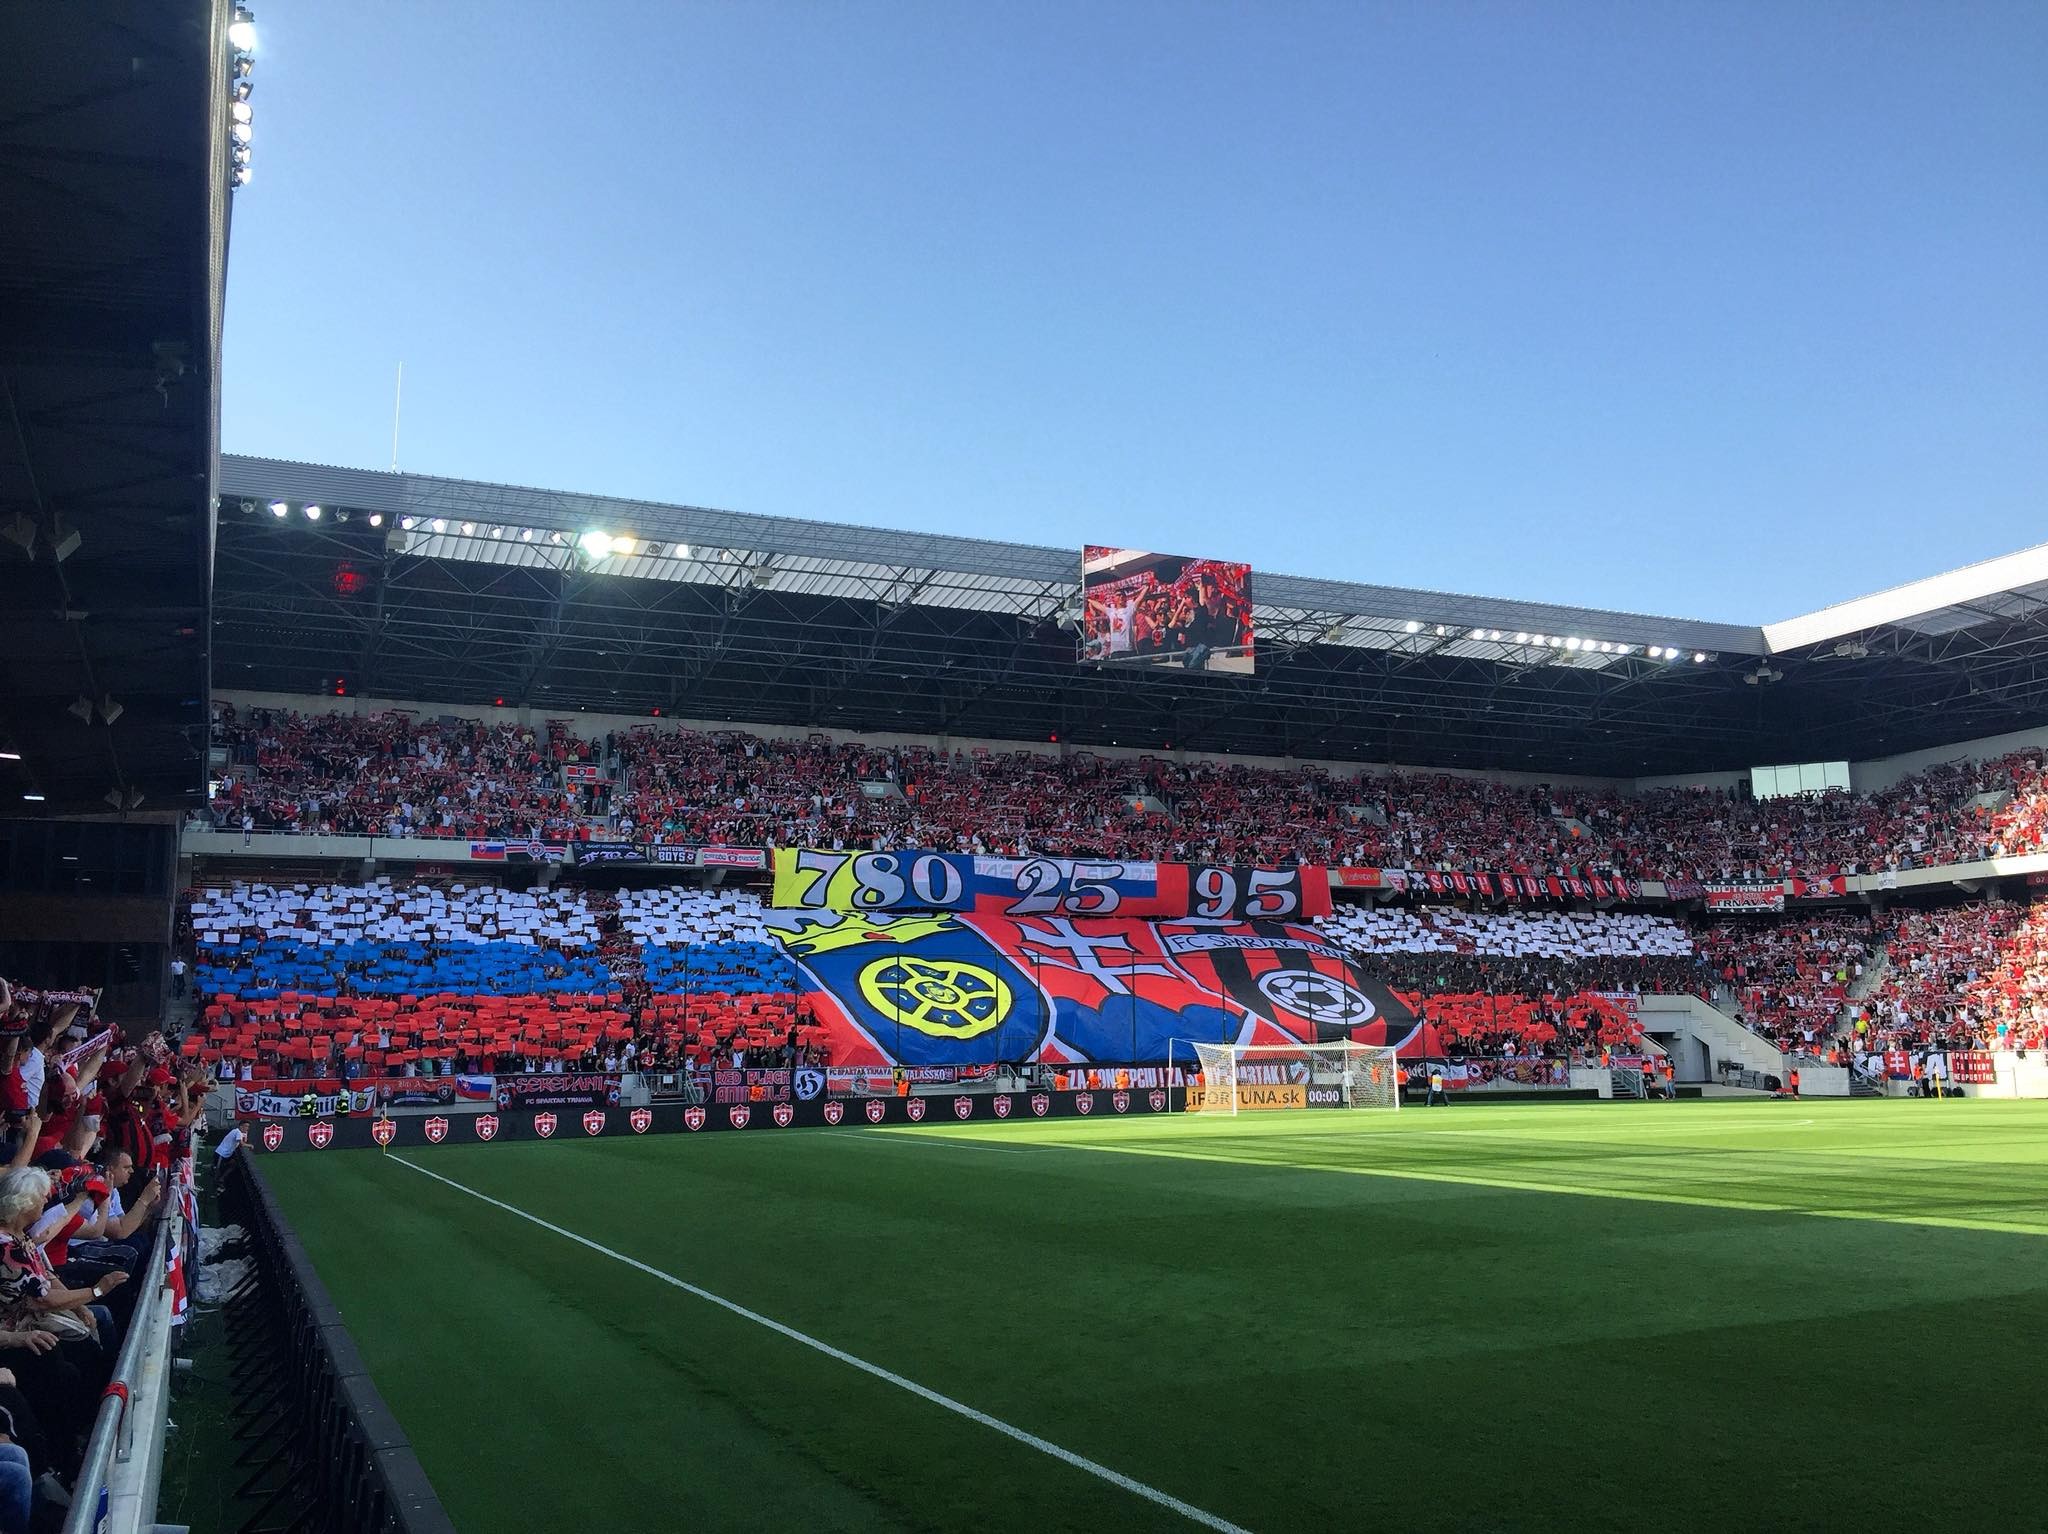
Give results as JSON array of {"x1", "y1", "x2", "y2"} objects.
[
  {"x1": 771, "y1": 849, "x2": 1331, "y2": 922},
  {"x1": 494, "y1": 1073, "x2": 622, "y2": 1109}
]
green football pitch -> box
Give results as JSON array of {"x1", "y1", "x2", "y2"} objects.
[{"x1": 258, "y1": 1099, "x2": 2048, "y2": 1532}]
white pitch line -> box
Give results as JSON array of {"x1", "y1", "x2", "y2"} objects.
[{"x1": 388, "y1": 1156, "x2": 1250, "y2": 1534}]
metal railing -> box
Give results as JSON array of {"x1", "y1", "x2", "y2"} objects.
[
  {"x1": 221, "y1": 1149, "x2": 456, "y2": 1534},
  {"x1": 61, "y1": 1194, "x2": 175, "y2": 1534}
]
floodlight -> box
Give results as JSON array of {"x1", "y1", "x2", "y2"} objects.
[
  {"x1": 68, "y1": 697, "x2": 93, "y2": 724},
  {"x1": 578, "y1": 530, "x2": 613, "y2": 559},
  {"x1": 269, "y1": 501, "x2": 288, "y2": 517},
  {"x1": 1693, "y1": 652, "x2": 1708, "y2": 663},
  {"x1": 430, "y1": 519, "x2": 446, "y2": 533},
  {"x1": 1402, "y1": 620, "x2": 1421, "y2": 634},
  {"x1": 231, "y1": 122, "x2": 252, "y2": 146},
  {"x1": 228, "y1": 9, "x2": 257, "y2": 50},
  {"x1": 519, "y1": 529, "x2": 534, "y2": 542},
  {"x1": 304, "y1": 505, "x2": 322, "y2": 520},
  {"x1": 232, "y1": 101, "x2": 252, "y2": 124},
  {"x1": 1469, "y1": 627, "x2": 1486, "y2": 641},
  {"x1": 612, "y1": 537, "x2": 636, "y2": 557},
  {"x1": 20, "y1": 794, "x2": 43, "y2": 803},
  {"x1": 0, "y1": 752, "x2": 16, "y2": 762},
  {"x1": 98, "y1": 697, "x2": 123, "y2": 726},
  {"x1": 368, "y1": 514, "x2": 384, "y2": 528},
  {"x1": 460, "y1": 522, "x2": 475, "y2": 535},
  {"x1": 1515, "y1": 633, "x2": 1529, "y2": 644}
]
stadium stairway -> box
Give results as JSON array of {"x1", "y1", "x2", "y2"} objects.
[
  {"x1": 1847, "y1": 949, "x2": 1890, "y2": 1005},
  {"x1": 586, "y1": 891, "x2": 644, "y2": 993},
  {"x1": 1637, "y1": 993, "x2": 1787, "y2": 1082}
]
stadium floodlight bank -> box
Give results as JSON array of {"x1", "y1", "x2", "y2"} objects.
[{"x1": 1185, "y1": 1042, "x2": 1400, "y2": 1114}]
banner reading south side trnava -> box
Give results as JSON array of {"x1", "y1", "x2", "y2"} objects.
[{"x1": 770, "y1": 849, "x2": 1332, "y2": 923}]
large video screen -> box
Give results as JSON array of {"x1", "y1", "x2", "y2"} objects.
[{"x1": 1079, "y1": 546, "x2": 1255, "y2": 673}]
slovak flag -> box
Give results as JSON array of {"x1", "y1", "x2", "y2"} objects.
[{"x1": 165, "y1": 1227, "x2": 189, "y2": 1326}]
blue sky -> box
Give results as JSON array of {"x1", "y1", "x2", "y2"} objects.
[{"x1": 222, "y1": 0, "x2": 2046, "y2": 622}]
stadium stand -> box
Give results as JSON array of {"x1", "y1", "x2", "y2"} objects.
[
  {"x1": 1858, "y1": 901, "x2": 2048, "y2": 1053},
  {"x1": 201, "y1": 704, "x2": 2048, "y2": 877},
  {"x1": 1691, "y1": 914, "x2": 1875, "y2": 1056},
  {"x1": 207, "y1": 705, "x2": 609, "y2": 839},
  {"x1": 0, "y1": 978, "x2": 203, "y2": 1512}
]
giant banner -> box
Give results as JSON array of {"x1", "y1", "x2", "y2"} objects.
[
  {"x1": 766, "y1": 909, "x2": 1423, "y2": 1067},
  {"x1": 772, "y1": 850, "x2": 1331, "y2": 922}
]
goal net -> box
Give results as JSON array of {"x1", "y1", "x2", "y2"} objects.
[{"x1": 1184, "y1": 1042, "x2": 1401, "y2": 1115}]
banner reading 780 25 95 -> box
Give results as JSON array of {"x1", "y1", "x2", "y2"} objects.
[{"x1": 770, "y1": 849, "x2": 1331, "y2": 923}]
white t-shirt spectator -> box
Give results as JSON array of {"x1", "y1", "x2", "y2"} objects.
[{"x1": 16, "y1": 1049, "x2": 45, "y2": 1113}]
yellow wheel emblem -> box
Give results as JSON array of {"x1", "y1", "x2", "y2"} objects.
[{"x1": 858, "y1": 956, "x2": 1011, "y2": 1039}]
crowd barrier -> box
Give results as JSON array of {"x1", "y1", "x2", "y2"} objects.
[
  {"x1": 222, "y1": 1153, "x2": 456, "y2": 1533},
  {"x1": 60, "y1": 1200, "x2": 175, "y2": 1534}
]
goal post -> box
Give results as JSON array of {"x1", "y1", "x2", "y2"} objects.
[{"x1": 1183, "y1": 1041, "x2": 1402, "y2": 1115}]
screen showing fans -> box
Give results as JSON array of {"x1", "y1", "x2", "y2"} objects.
[{"x1": 1079, "y1": 547, "x2": 1255, "y2": 673}]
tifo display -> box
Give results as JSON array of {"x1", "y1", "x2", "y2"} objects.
[{"x1": 182, "y1": 877, "x2": 1694, "y2": 1110}]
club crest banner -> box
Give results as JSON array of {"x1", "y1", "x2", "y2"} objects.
[{"x1": 766, "y1": 910, "x2": 1419, "y2": 1066}]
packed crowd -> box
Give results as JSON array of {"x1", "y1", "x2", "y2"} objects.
[
  {"x1": 197, "y1": 701, "x2": 2048, "y2": 878},
  {"x1": 1691, "y1": 914, "x2": 1876, "y2": 1055},
  {"x1": 204, "y1": 705, "x2": 608, "y2": 840},
  {"x1": 1857, "y1": 902, "x2": 2048, "y2": 1053},
  {"x1": 0, "y1": 980, "x2": 201, "y2": 1530}
]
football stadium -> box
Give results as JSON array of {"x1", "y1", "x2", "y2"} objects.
[{"x1": 3, "y1": 3, "x2": 2046, "y2": 1531}]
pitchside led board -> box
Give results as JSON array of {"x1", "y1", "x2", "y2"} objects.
[{"x1": 1080, "y1": 546, "x2": 1255, "y2": 674}]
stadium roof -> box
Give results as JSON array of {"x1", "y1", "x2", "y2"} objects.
[
  {"x1": 213, "y1": 456, "x2": 2048, "y2": 778},
  {"x1": 0, "y1": 1, "x2": 227, "y2": 815}
]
